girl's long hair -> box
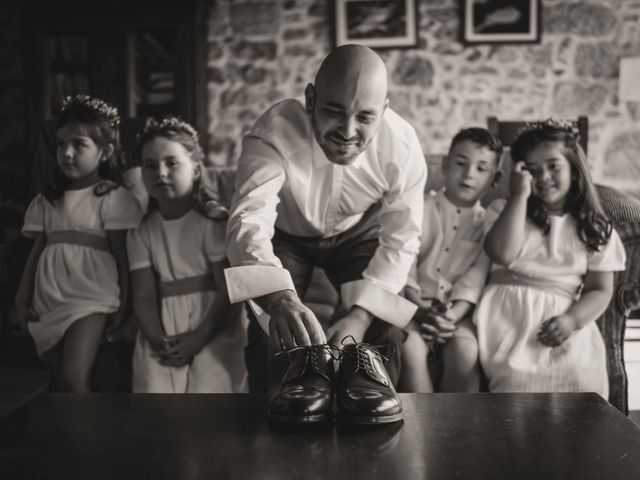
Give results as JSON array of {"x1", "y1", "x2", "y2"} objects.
[
  {"x1": 133, "y1": 117, "x2": 215, "y2": 217},
  {"x1": 44, "y1": 96, "x2": 122, "y2": 202},
  {"x1": 510, "y1": 122, "x2": 611, "y2": 251}
]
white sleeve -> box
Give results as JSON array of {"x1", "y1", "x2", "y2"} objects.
[
  {"x1": 587, "y1": 228, "x2": 627, "y2": 272},
  {"x1": 342, "y1": 135, "x2": 426, "y2": 328},
  {"x1": 22, "y1": 195, "x2": 47, "y2": 237},
  {"x1": 224, "y1": 134, "x2": 295, "y2": 303},
  {"x1": 101, "y1": 187, "x2": 144, "y2": 230},
  {"x1": 126, "y1": 223, "x2": 152, "y2": 272}
]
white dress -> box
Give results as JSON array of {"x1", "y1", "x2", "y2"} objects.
[
  {"x1": 127, "y1": 209, "x2": 248, "y2": 393},
  {"x1": 474, "y1": 214, "x2": 626, "y2": 396},
  {"x1": 21, "y1": 186, "x2": 143, "y2": 355}
]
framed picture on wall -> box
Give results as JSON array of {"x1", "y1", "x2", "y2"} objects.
[
  {"x1": 334, "y1": 0, "x2": 419, "y2": 49},
  {"x1": 461, "y1": 0, "x2": 541, "y2": 44}
]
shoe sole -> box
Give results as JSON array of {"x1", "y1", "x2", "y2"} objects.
[
  {"x1": 337, "y1": 411, "x2": 404, "y2": 425},
  {"x1": 267, "y1": 411, "x2": 333, "y2": 424}
]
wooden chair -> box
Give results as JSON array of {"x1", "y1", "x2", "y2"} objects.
[
  {"x1": 487, "y1": 116, "x2": 640, "y2": 413},
  {"x1": 487, "y1": 116, "x2": 589, "y2": 154}
]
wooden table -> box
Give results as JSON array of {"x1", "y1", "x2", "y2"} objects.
[{"x1": 1, "y1": 393, "x2": 639, "y2": 479}]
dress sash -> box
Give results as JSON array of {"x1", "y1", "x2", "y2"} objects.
[
  {"x1": 489, "y1": 269, "x2": 580, "y2": 299},
  {"x1": 46, "y1": 230, "x2": 110, "y2": 252}
]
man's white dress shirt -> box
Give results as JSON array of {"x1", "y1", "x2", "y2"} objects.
[{"x1": 225, "y1": 98, "x2": 427, "y2": 330}]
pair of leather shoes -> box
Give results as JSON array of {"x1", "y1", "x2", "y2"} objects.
[{"x1": 268, "y1": 341, "x2": 403, "y2": 425}]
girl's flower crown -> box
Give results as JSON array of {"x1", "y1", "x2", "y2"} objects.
[
  {"x1": 141, "y1": 116, "x2": 200, "y2": 144},
  {"x1": 61, "y1": 94, "x2": 120, "y2": 128},
  {"x1": 515, "y1": 117, "x2": 580, "y2": 139}
]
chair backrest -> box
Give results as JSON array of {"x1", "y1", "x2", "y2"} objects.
[
  {"x1": 595, "y1": 185, "x2": 640, "y2": 414},
  {"x1": 487, "y1": 116, "x2": 589, "y2": 154}
]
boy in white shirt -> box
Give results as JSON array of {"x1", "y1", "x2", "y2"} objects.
[{"x1": 399, "y1": 128, "x2": 503, "y2": 392}]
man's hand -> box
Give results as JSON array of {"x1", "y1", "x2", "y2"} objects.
[
  {"x1": 537, "y1": 314, "x2": 577, "y2": 347},
  {"x1": 266, "y1": 290, "x2": 326, "y2": 350},
  {"x1": 326, "y1": 306, "x2": 373, "y2": 345}
]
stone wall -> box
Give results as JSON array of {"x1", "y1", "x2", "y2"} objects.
[{"x1": 207, "y1": 0, "x2": 640, "y2": 197}]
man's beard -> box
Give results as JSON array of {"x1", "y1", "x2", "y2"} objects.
[{"x1": 310, "y1": 115, "x2": 364, "y2": 166}]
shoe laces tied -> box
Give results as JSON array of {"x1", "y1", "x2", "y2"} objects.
[
  {"x1": 340, "y1": 335, "x2": 396, "y2": 374},
  {"x1": 276, "y1": 344, "x2": 341, "y2": 373}
]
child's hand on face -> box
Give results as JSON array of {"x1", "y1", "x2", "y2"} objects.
[
  {"x1": 537, "y1": 314, "x2": 577, "y2": 347},
  {"x1": 511, "y1": 162, "x2": 533, "y2": 198}
]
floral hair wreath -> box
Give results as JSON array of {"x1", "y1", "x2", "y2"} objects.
[
  {"x1": 140, "y1": 116, "x2": 200, "y2": 144},
  {"x1": 515, "y1": 117, "x2": 580, "y2": 140},
  {"x1": 61, "y1": 94, "x2": 120, "y2": 128}
]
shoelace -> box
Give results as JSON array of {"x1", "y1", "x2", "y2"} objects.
[
  {"x1": 276, "y1": 344, "x2": 342, "y2": 374},
  {"x1": 340, "y1": 335, "x2": 395, "y2": 374},
  {"x1": 275, "y1": 337, "x2": 396, "y2": 375}
]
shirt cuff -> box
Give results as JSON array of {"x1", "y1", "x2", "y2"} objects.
[
  {"x1": 224, "y1": 265, "x2": 295, "y2": 303},
  {"x1": 341, "y1": 279, "x2": 417, "y2": 328}
]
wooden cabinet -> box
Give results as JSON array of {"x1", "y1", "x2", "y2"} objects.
[{"x1": 22, "y1": 0, "x2": 209, "y2": 160}]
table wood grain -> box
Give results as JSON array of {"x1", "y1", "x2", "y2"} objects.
[{"x1": 1, "y1": 393, "x2": 639, "y2": 479}]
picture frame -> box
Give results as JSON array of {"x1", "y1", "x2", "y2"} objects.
[
  {"x1": 334, "y1": 0, "x2": 419, "y2": 49},
  {"x1": 461, "y1": 0, "x2": 541, "y2": 45}
]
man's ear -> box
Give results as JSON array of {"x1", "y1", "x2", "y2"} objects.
[
  {"x1": 101, "y1": 144, "x2": 114, "y2": 162},
  {"x1": 383, "y1": 97, "x2": 389, "y2": 113},
  {"x1": 304, "y1": 83, "x2": 315, "y2": 114},
  {"x1": 193, "y1": 162, "x2": 202, "y2": 179},
  {"x1": 491, "y1": 169, "x2": 503, "y2": 188}
]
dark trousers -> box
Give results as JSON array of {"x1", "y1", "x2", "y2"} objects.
[{"x1": 244, "y1": 204, "x2": 406, "y2": 393}]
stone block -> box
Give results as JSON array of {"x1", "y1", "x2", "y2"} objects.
[
  {"x1": 546, "y1": 2, "x2": 616, "y2": 36},
  {"x1": 283, "y1": 28, "x2": 308, "y2": 41},
  {"x1": 603, "y1": 131, "x2": 640, "y2": 179},
  {"x1": 239, "y1": 65, "x2": 271, "y2": 84},
  {"x1": 230, "y1": 1, "x2": 280, "y2": 36},
  {"x1": 391, "y1": 56, "x2": 434, "y2": 88},
  {"x1": 231, "y1": 40, "x2": 278, "y2": 61},
  {"x1": 207, "y1": 66, "x2": 226, "y2": 84},
  {"x1": 553, "y1": 81, "x2": 608, "y2": 116},
  {"x1": 576, "y1": 43, "x2": 619, "y2": 78}
]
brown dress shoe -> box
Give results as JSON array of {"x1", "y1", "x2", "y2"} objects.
[
  {"x1": 268, "y1": 345, "x2": 336, "y2": 423},
  {"x1": 337, "y1": 342, "x2": 403, "y2": 425}
]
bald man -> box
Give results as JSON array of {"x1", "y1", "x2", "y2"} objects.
[{"x1": 225, "y1": 45, "x2": 426, "y2": 423}]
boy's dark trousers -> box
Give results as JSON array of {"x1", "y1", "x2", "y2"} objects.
[{"x1": 243, "y1": 203, "x2": 406, "y2": 393}]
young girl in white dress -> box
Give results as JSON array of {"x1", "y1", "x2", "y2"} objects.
[
  {"x1": 14, "y1": 95, "x2": 143, "y2": 392},
  {"x1": 477, "y1": 119, "x2": 626, "y2": 397},
  {"x1": 128, "y1": 117, "x2": 247, "y2": 393}
]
